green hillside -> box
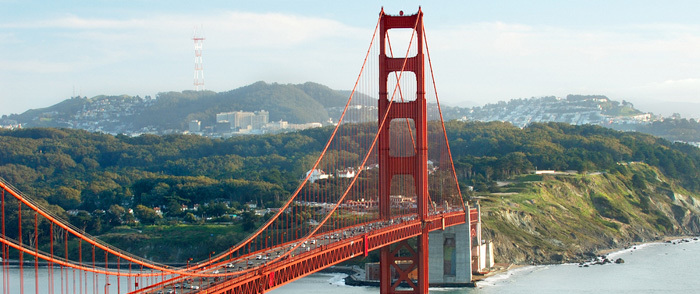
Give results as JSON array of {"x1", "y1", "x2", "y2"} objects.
[
  {"x1": 481, "y1": 165, "x2": 700, "y2": 264},
  {"x1": 9, "y1": 82, "x2": 349, "y2": 130},
  {"x1": 1, "y1": 122, "x2": 700, "y2": 262}
]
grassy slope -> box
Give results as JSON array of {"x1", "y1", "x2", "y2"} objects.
[
  {"x1": 481, "y1": 163, "x2": 700, "y2": 264},
  {"x1": 99, "y1": 224, "x2": 249, "y2": 263},
  {"x1": 94, "y1": 164, "x2": 700, "y2": 264}
]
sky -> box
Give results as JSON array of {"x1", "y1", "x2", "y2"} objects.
[{"x1": 2, "y1": 0, "x2": 700, "y2": 117}]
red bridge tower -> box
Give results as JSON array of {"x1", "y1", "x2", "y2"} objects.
[{"x1": 377, "y1": 8, "x2": 429, "y2": 294}]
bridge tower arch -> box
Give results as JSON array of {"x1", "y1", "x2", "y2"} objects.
[{"x1": 377, "y1": 7, "x2": 429, "y2": 294}]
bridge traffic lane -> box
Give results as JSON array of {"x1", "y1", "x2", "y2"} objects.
[
  {"x1": 202, "y1": 210, "x2": 467, "y2": 294},
  {"x1": 137, "y1": 209, "x2": 467, "y2": 293}
]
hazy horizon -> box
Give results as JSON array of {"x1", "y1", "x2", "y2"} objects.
[{"x1": 2, "y1": 1, "x2": 700, "y2": 118}]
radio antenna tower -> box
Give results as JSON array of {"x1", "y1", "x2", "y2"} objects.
[{"x1": 193, "y1": 26, "x2": 205, "y2": 91}]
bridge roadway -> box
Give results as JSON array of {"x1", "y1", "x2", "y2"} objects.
[{"x1": 134, "y1": 209, "x2": 467, "y2": 294}]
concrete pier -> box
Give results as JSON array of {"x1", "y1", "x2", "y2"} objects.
[{"x1": 428, "y1": 223, "x2": 472, "y2": 285}]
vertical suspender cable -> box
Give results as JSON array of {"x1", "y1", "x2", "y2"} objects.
[
  {"x1": 104, "y1": 251, "x2": 109, "y2": 294},
  {"x1": 34, "y1": 213, "x2": 38, "y2": 294},
  {"x1": 92, "y1": 245, "x2": 95, "y2": 294},
  {"x1": 1, "y1": 189, "x2": 6, "y2": 294},
  {"x1": 422, "y1": 25, "x2": 466, "y2": 211},
  {"x1": 78, "y1": 239, "x2": 82, "y2": 294},
  {"x1": 83, "y1": 271, "x2": 87, "y2": 294},
  {"x1": 18, "y1": 202, "x2": 24, "y2": 294},
  {"x1": 140, "y1": 264, "x2": 143, "y2": 291},
  {"x1": 64, "y1": 232, "x2": 68, "y2": 294},
  {"x1": 60, "y1": 230, "x2": 64, "y2": 294},
  {"x1": 72, "y1": 257, "x2": 75, "y2": 294},
  {"x1": 117, "y1": 257, "x2": 121, "y2": 294},
  {"x1": 128, "y1": 262, "x2": 132, "y2": 293},
  {"x1": 50, "y1": 222, "x2": 54, "y2": 294}
]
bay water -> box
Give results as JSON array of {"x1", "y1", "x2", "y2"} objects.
[
  {"x1": 272, "y1": 238, "x2": 700, "y2": 293},
  {"x1": 2, "y1": 238, "x2": 697, "y2": 293}
]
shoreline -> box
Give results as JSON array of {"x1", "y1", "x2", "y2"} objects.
[
  {"x1": 595, "y1": 235, "x2": 698, "y2": 257},
  {"x1": 473, "y1": 235, "x2": 700, "y2": 287},
  {"x1": 283, "y1": 236, "x2": 700, "y2": 290}
]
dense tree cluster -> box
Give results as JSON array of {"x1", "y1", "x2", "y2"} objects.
[
  {"x1": 0, "y1": 127, "x2": 326, "y2": 235},
  {"x1": 625, "y1": 118, "x2": 700, "y2": 143},
  {"x1": 1, "y1": 121, "x2": 699, "y2": 237},
  {"x1": 446, "y1": 121, "x2": 700, "y2": 192}
]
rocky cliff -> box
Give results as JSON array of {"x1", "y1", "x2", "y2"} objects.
[{"x1": 479, "y1": 163, "x2": 700, "y2": 264}]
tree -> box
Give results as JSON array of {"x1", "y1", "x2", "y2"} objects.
[
  {"x1": 632, "y1": 174, "x2": 646, "y2": 190},
  {"x1": 201, "y1": 202, "x2": 229, "y2": 218},
  {"x1": 164, "y1": 199, "x2": 184, "y2": 217},
  {"x1": 68, "y1": 210, "x2": 95, "y2": 233},
  {"x1": 50, "y1": 186, "x2": 81, "y2": 210},
  {"x1": 106, "y1": 204, "x2": 126, "y2": 226},
  {"x1": 134, "y1": 205, "x2": 160, "y2": 225},
  {"x1": 184, "y1": 212, "x2": 197, "y2": 223},
  {"x1": 241, "y1": 211, "x2": 259, "y2": 231}
]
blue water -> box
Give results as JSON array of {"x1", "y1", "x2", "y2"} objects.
[
  {"x1": 272, "y1": 238, "x2": 700, "y2": 293},
  {"x1": 2, "y1": 238, "x2": 697, "y2": 293}
]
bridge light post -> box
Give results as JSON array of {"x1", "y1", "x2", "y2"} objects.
[{"x1": 104, "y1": 283, "x2": 110, "y2": 294}]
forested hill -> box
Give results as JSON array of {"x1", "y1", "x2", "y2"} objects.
[
  {"x1": 0, "y1": 121, "x2": 700, "y2": 260},
  {"x1": 6, "y1": 81, "x2": 350, "y2": 131},
  {"x1": 5, "y1": 83, "x2": 700, "y2": 143},
  {"x1": 1, "y1": 121, "x2": 699, "y2": 214}
]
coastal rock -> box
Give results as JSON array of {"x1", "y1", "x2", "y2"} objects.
[
  {"x1": 481, "y1": 168, "x2": 700, "y2": 266},
  {"x1": 615, "y1": 258, "x2": 625, "y2": 264},
  {"x1": 551, "y1": 254, "x2": 565, "y2": 263}
]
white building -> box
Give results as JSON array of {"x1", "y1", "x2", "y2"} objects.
[
  {"x1": 336, "y1": 168, "x2": 356, "y2": 179},
  {"x1": 216, "y1": 110, "x2": 269, "y2": 130},
  {"x1": 189, "y1": 120, "x2": 201, "y2": 132},
  {"x1": 305, "y1": 169, "x2": 330, "y2": 183}
]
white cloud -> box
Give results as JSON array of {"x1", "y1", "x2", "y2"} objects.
[
  {"x1": 629, "y1": 78, "x2": 700, "y2": 101},
  {"x1": 3, "y1": 9, "x2": 700, "y2": 115},
  {"x1": 0, "y1": 59, "x2": 83, "y2": 73},
  {"x1": 1, "y1": 15, "x2": 147, "y2": 30},
  {"x1": 0, "y1": 11, "x2": 368, "y2": 76},
  {"x1": 1, "y1": 11, "x2": 364, "y2": 47},
  {"x1": 421, "y1": 21, "x2": 700, "y2": 104}
]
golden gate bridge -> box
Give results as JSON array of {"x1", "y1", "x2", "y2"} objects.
[{"x1": 0, "y1": 8, "x2": 480, "y2": 294}]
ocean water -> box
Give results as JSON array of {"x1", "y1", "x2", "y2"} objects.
[
  {"x1": 272, "y1": 238, "x2": 700, "y2": 294},
  {"x1": 2, "y1": 238, "x2": 697, "y2": 293}
]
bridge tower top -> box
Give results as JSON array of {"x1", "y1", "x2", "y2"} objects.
[
  {"x1": 377, "y1": 7, "x2": 426, "y2": 222},
  {"x1": 377, "y1": 8, "x2": 431, "y2": 294}
]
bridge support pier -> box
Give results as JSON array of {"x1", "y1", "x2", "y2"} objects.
[{"x1": 428, "y1": 223, "x2": 472, "y2": 285}]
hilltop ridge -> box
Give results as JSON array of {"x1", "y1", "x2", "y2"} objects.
[
  {"x1": 2, "y1": 82, "x2": 345, "y2": 134},
  {"x1": 2, "y1": 83, "x2": 699, "y2": 143}
]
